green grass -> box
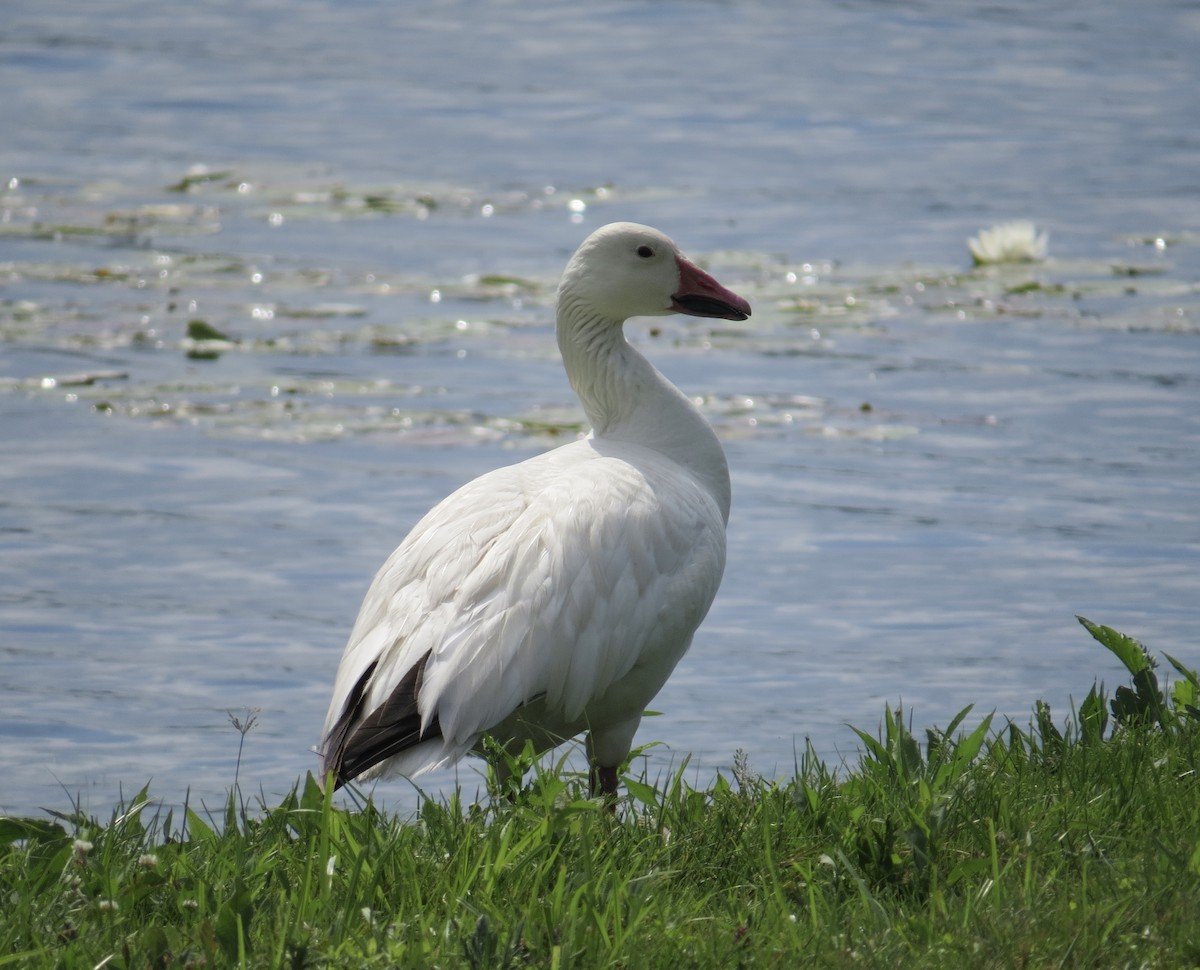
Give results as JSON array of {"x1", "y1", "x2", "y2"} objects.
[{"x1": 4, "y1": 617, "x2": 1199, "y2": 969}]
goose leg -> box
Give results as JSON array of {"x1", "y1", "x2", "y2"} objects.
[{"x1": 590, "y1": 763, "x2": 619, "y2": 813}]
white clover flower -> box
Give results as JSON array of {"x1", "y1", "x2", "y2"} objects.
[
  {"x1": 137, "y1": 853, "x2": 158, "y2": 868},
  {"x1": 98, "y1": 899, "x2": 119, "y2": 911},
  {"x1": 968, "y1": 221, "x2": 1049, "y2": 264},
  {"x1": 72, "y1": 839, "x2": 94, "y2": 856}
]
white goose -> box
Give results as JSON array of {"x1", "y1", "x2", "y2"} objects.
[{"x1": 319, "y1": 222, "x2": 751, "y2": 798}]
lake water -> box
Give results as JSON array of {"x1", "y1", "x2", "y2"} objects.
[{"x1": 2, "y1": 0, "x2": 1198, "y2": 819}]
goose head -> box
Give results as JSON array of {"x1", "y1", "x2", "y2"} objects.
[{"x1": 559, "y1": 222, "x2": 751, "y2": 324}]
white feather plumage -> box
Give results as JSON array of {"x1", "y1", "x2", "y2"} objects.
[{"x1": 319, "y1": 223, "x2": 751, "y2": 793}]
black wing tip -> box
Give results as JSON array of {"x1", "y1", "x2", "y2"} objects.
[
  {"x1": 319, "y1": 651, "x2": 440, "y2": 789},
  {"x1": 319, "y1": 658, "x2": 379, "y2": 792},
  {"x1": 316, "y1": 751, "x2": 352, "y2": 792}
]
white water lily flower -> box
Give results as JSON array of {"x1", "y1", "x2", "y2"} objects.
[{"x1": 968, "y1": 221, "x2": 1049, "y2": 264}]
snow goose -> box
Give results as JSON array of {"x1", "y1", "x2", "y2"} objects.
[{"x1": 319, "y1": 222, "x2": 751, "y2": 799}]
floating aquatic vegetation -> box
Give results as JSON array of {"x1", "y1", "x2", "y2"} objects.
[
  {"x1": 471, "y1": 274, "x2": 540, "y2": 292},
  {"x1": 273, "y1": 303, "x2": 369, "y2": 319},
  {"x1": 1124, "y1": 230, "x2": 1200, "y2": 249},
  {"x1": 183, "y1": 319, "x2": 238, "y2": 360},
  {"x1": 152, "y1": 167, "x2": 686, "y2": 229},
  {"x1": 166, "y1": 167, "x2": 236, "y2": 193},
  {"x1": 25, "y1": 371, "x2": 592, "y2": 446},
  {"x1": 968, "y1": 221, "x2": 1049, "y2": 265},
  {"x1": 0, "y1": 199, "x2": 220, "y2": 244},
  {"x1": 4, "y1": 170, "x2": 1199, "y2": 452},
  {"x1": 185, "y1": 319, "x2": 232, "y2": 341},
  {"x1": 0, "y1": 370, "x2": 128, "y2": 393},
  {"x1": 1110, "y1": 263, "x2": 1167, "y2": 277},
  {"x1": 698, "y1": 389, "x2": 918, "y2": 442}
]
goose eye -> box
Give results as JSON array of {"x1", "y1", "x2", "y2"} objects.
[{"x1": 636, "y1": 245, "x2": 654, "y2": 259}]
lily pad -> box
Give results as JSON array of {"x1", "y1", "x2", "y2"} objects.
[{"x1": 186, "y1": 320, "x2": 233, "y2": 341}]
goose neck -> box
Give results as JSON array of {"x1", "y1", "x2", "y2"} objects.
[
  {"x1": 555, "y1": 295, "x2": 730, "y2": 521},
  {"x1": 555, "y1": 297, "x2": 637, "y2": 433}
]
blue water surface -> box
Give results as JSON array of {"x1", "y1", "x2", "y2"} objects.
[{"x1": 1, "y1": 0, "x2": 1198, "y2": 818}]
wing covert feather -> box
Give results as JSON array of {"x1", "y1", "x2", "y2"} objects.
[{"x1": 322, "y1": 438, "x2": 726, "y2": 773}]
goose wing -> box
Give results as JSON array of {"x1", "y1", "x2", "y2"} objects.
[{"x1": 319, "y1": 439, "x2": 725, "y2": 785}]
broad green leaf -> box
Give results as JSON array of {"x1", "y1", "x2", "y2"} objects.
[
  {"x1": 1077, "y1": 615, "x2": 1152, "y2": 676},
  {"x1": 0, "y1": 817, "x2": 65, "y2": 846},
  {"x1": 1079, "y1": 684, "x2": 1108, "y2": 744},
  {"x1": 952, "y1": 712, "x2": 995, "y2": 771},
  {"x1": 622, "y1": 777, "x2": 659, "y2": 808},
  {"x1": 1163, "y1": 651, "x2": 1200, "y2": 694},
  {"x1": 186, "y1": 807, "x2": 217, "y2": 842}
]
